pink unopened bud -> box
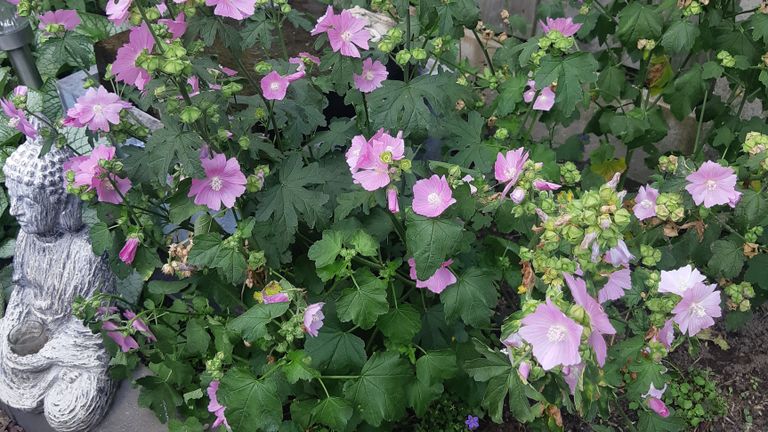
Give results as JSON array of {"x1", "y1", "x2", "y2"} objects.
[
  {"x1": 518, "y1": 361, "x2": 531, "y2": 382},
  {"x1": 387, "y1": 187, "x2": 399, "y2": 214},
  {"x1": 647, "y1": 397, "x2": 669, "y2": 417},
  {"x1": 511, "y1": 187, "x2": 526, "y2": 204}
]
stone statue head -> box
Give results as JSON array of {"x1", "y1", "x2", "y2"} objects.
[{"x1": 2, "y1": 136, "x2": 82, "y2": 236}]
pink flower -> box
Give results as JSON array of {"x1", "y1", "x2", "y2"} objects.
[
  {"x1": 207, "y1": 381, "x2": 231, "y2": 431},
  {"x1": 219, "y1": 65, "x2": 238, "y2": 76},
  {"x1": 648, "y1": 397, "x2": 670, "y2": 417},
  {"x1": 518, "y1": 361, "x2": 531, "y2": 382},
  {"x1": 462, "y1": 175, "x2": 478, "y2": 194},
  {"x1": 501, "y1": 332, "x2": 524, "y2": 349},
  {"x1": 353, "y1": 58, "x2": 388, "y2": 93},
  {"x1": 685, "y1": 161, "x2": 741, "y2": 208},
  {"x1": 311, "y1": 5, "x2": 336, "y2": 36},
  {"x1": 261, "y1": 71, "x2": 290, "y2": 101},
  {"x1": 12, "y1": 86, "x2": 27, "y2": 98},
  {"x1": 533, "y1": 179, "x2": 561, "y2": 191},
  {"x1": 563, "y1": 362, "x2": 585, "y2": 395},
  {"x1": 348, "y1": 130, "x2": 404, "y2": 191},
  {"x1": 510, "y1": 187, "x2": 526, "y2": 203},
  {"x1": 0, "y1": 99, "x2": 36, "y2": 139},
  {"x1": 206, "y1": 0, "x2": 255, "y2": 20},
  {"x1": 658, "y1": 265, "x2": 706, "y2": 296},
  {"x1": 159, "y1": 12, "x2": 186, "y2": 39},
  {"x1": 38, "y1": 10, "x2": 80, "y2": 35},
  {"x1": 65, "y1": 145, "x2": 132, "y2": 204},
  {"x1": 672, "y1": 283, "x2": 721, "y2": 336},
  {"x1": 113, "y1": 24, "x2": 154, "y2": 90},
  {"x1": 539, "y1": 17, "x2": 582, "y2": 37},
  {"x1": 598, "y1": 268, "x2": 631, "y2": 303},
  {"x1": 408, "y1": 258, "x2": 456, "y2": 294},
  {"x1": 123, "y1": 310, "x2": 156, "y2": 341},
  {"x1": 519, "y1": 299, "x2": 583, "y2": 370},
  {"x1": 495, "y1": 148, "x2": 529, "y2": 197},
  {"x1": 188, "y1": 153, "x2": 247, "y2": 211},
  {"x1": 633, "y1": 185, "x2": 658, "y2": 221},
  {"x1": 303, "y1": 302, "x2": 325, "y2": 337},
  {"x1": 604, "y1": 239, "x2": 633, "y2": 267},
  {"x1": 658, "y1": 319, "x2": 674, "y2": 348},
  {"x1": 387, "y1": 187, "x2": 399, "y2": 214},
  {"x1": 95, "y1": 175, "x2": 132, "y2": 204},
  {"x1": 565, "y1": 273, "x2": 615, "y2": 366},
  {"x1": 262, "y1": 293, "x2": 289, "y2": 304},
  {"x1": 289, "y1": 52, "x2": 321, "y2": 73},
  {"x1": 106, "y1": 0, "x2": 132, "y2": 24},
  {"x1": 119, "y1": 237, "x2": 140, "y2": 265},
  {"x1": 523, "y1": 80, "x2": 556, "y2": 111},
  {"x1": 64, "y1": 86, "x2": 132, "y2": 132},
  {"x1": 102, "y1": 321, "x2": 139, "y2": 352},
  {"x1": 326, "y1": 10, "x2": 371, "y2": 58},
  {"x1": 412, "y1": 175, "x2": 456, "y2": 217}
]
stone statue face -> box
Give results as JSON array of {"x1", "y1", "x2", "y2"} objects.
[{"x1": 6, "y1": 179, "x2": 61, "y2": 236}]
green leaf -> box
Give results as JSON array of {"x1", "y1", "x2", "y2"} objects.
[
  {"x1": 227, "y1": 302, "x2": 290, "y2": 342},
  {"x1": 534, "y1": 53, "x2": 599, "y2": 116},
  {"x1": 444, "y1": 111, "x2": 496, "y2": 172},
  {"x1": 627, "y1": 358, "x2": 667, "y2": 399},
  {"x1": 183, "y1": 318, "x2": 211, "y2": 357},
  {"x1": 148, "y1": 280, "x2": 189, "y2": 295},
  {"x1": 368, "y1": 74, "x2": 468, "y2": 136},
  {"x1": 133, "y1": 246, "x2": 162, "y2": 281},
  {"x1": 89, "y1": 221, "x2": 113, "y2": 256},
  {"x1": 219, "y1": 369, "x2": 282, "y2": 431},
  {"x1": 349, "y1": 230, "x2": 378, "y2": 257},
  {"x1": 664, "y1": 66, "x2": 705, "y2": 120},
  {"x1": 305, "y1": 318, "x2": 367, "y2": 374},
  {"x1": 337, "y1": 269, "x2": 389, "y2": 330},
  {"x1": 617, "y1": 3, "x2": 663, "y2": 46},
  {"x1": 214, "y1": 245, "x2": 248, "y2": 284},
  {"x1": 308, "y1": 231, "x2": 344, "y2": 268},
  {"x1": 241, "y1": 11, "x2": 274, "y2": 49},
  {"x1": 708, "y1": 239, "x2": 745, "y2": 279},
  {"x1": 415, "y1": 350, "x2": 458, "y2": 385},
  {"x1": 744, "y1": 254, "x2": 768, "y2": 292},
  {"x1": 406, "y1": 213, "x2": 464, "y2": 280},
  {"x1": 751, "y1": 13, "x2": 768, "y2": 43},
  {"x1": 377, "y1": 304, "x2": 422, "y2": 344},
  {"x1": 168, "y1": 180, "x2": 205, "y2": 224},
  {"x1": 141, "y1": 126, "x2": 204, "y2": 182},
  {"x1": 283, "y1": 350, "x2": 319, "y2": 384},
  {"x1": 76, "y1": 12, "x2": 119, "y2": 41},
  {"x1": 464, "y1": 347, "x2": 512, "y2": 383},
  {"x1": 312, "y1": 397, "x2": 353, "y2": 431},
  {"x1": 0, "y1": 238, "x2": 15, "y2": 259},
  {"x1": 441, "y1": 267, "x2": 499, "y2": 327},
  {"x1": 136, "y1": 375, "x2": 183, "y2": 423},
  {"x1": 661, "y1": 20, "x2": 699, "y2": 53},
  {"x1": 407, "y1": 379, "x2": 443, "y2": 416},
  {"x1": 187, "y1": 233, "x2": 222, "y2": 267},
  {"x1": 494, "y1": 75, "x2": 528, "y2": 116},
  {"x1": 637, "y1": 411, "x2": 687, "y2": 432},
  {"x1": 481, "y1": 370, "x2": 534, "y2": 424},
  {"x1": 597, "y1": 65, "x2": 626, "y2": 102},
  {"x1": 735, "y1": 190, "x2": 768, "y2": 226},
  {"x1": 36, "y1": 34, "x2": 94, "y2": 78},
  {"x1": 255, "y1": 154, "x2": 330, "y2": 236},
  {"x1": 343, "y1": 352, "x2": 412, "y2": 426},
  {"x1": 168, "y1": 417, "x2": 204, "y2": 432}
]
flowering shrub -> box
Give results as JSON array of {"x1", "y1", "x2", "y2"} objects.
[{"x1": 2, "y1": 0, "x2": 768, "y2": 430}]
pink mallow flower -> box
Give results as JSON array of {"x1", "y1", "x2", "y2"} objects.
[
  {"x1": 598, "y1": 268, "x2": 631, "y2": 303},
  {"x1": 102, "y1": 321, "x2": 139, "y2": 352},
  {"x1": 518, "y1": 361, "x2": 531, "y2": 382},
  {"x1": 159, "y1": 12, "x2": 187, "y2": 39},
  {"x1": 533, "y1": 179, "x2": 561, "y2": 191},
  {"x1": 118, "y1": 237, "x2": 140, "y2": 265},
  {"x1": 112, "y1": 24, "x2": 154, "y2": 90},
  {"x1": 326, "y1": 10, "x2": 371, "y2": 58},
  {"x1": 672, "y1": 283, "x2": 721, "y2": 336},
  {"x1": 523, "y1": 80, "x2": 556, "y2": 111},
  {"x1": 387, "y1": 186, "x2": 399, "y2": 214},
  {"x1": 262, "y1": 292, "x2": 289, "y2": 304},
  {"x1": 643, "y1": 383, "x2": 670, "y2": 418},
  {"x1": 311, "y1": 6, "x2": 336, "y2": 36},
  {"x1": 207, "y1": 380, "x2": 231, "y2": 431},
  {"x1": 347, "y1": 130, "x2": 404, "y2": 191},
  {"x1": 65, "y1": 145, "x2": 132, "y2": 204},
  {"x1": 564, "y1": 273, "x2": 616, "y2": 367},
  {"x1": 495, "y1": 148, "x2": 529, "y2": 197},
  {"x1": 658, "y1": 319, "x2": 675, "y2": 348},
  {"x1": 408, "y1": 258, "x2": 456, "y2": 294},
  {"x1": 539, "y1": 17, "x2": 582, "y2": 37},
  {"x1": 353, "y1": 58, "x2": 388, "y2": 93},
  {"x1": 519, "y1": 299, "x2": 583, "y2": 370},
  {"x1": 0, "y1": 99, "x2": 36, "y2": 139},
  {"x1": 64, "y1": 86, "x2": 132, "y2": 132},
  {"x1": 289, "y1": 52, "x2": 321, "y2": 73},
  {"x1": 633, "y1": 185, "x2": 659, "y2": 221},
  {"x1": 260, "y1": 71, "x2": 291, "y2": 101},
  {"x1": 685, "y1": 161, "x2": 741, "y2": 208},
  {"x1": 658, "y1": 265, "x2": 706, "y2": 296},
  {"x1": 38, "y1": 10, "x2": 80, "y2": 35},
  {"x1": 188, "y1": 153, "x2": 247, "y2": 211},
  {"x1": 106, "y1": 0, "x2": 131, "y2": 24},
  {"x1": 563, "y1": 363, "x2": 585, "y2": 395},
  {"x1": 303, "y1": 302, "x2": 325, "y2": 337},
  {"x1": 412, "y1": 175, "x2": 456, "y2": 217},
  {"x1": 604, "y1": 239, "x2": 633, "y2": 267},
  {"x1": 206, "y1": 0, "x2": 255, "y2": 20},
  {"x1": 123, "y1": 310, "x2": 156, "y2": 341}
]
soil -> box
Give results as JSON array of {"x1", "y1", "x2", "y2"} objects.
[{"x1": 0, "y1": 410, "x2": 24, "y2": 432}]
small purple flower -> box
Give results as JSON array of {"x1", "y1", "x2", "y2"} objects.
[
  {"x1": 523, "y1": 80, "x2": 556, "y2": 111},
  {"x1": 1, "y1": 99, "x2": 37, "y2": 139},
  {"x1": 207, "y1": 380, "x2": 231, "y2": 430},
  {"x1": 633, "y1": 185, "x2": 659, "y2": 221},
  {"x1": 533, "y1": 179, "x2": 561, "y2": 191},
  {"x1": 672, "y1": 283, "x2": 721, "y2": 336},
  {"x1": 102, "y1": 321, "x2": 139, "y2": 352},
  {"x1": 495, "y1": 148, "x2": 529, "y2": 196},
  {"x1": 123, "y1": 310, "x2": 156, "y2": 341},
  {"x1": 465, "y1": 415, "x2": 479, "y2": 431},
  {"x1": 685, "y1": 161, "x2": 741, "y2": 208},
  {"x1": 303, "y1": 302, "x2": 325, "y2": 337},
  {"x1": 118, "y1": 237, "x2": 139, "y2": 265},
  {"x1": 565, "y1": 273, "x2": 615, "y2": 366},
  {"x1": 539, "y1": 17, "x2": 582, "y2": 37},
  {"x1": 604, "y1": 239, "x2": 633, "y2": 267}
]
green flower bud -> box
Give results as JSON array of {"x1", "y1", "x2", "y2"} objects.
[
  {"x1": 399, "y1": 158, "x2": 412, "y2": 172},
  {"x1": 582, "y1": 191, "x2": 601, "y2": 208},
  {"x1": 717, "y1": 50, "x2": 736, "y2": 68},
  {"x1": 254, "y1": 61, "x2": 273, "y2": 74},
  {"x1": 412, "y1": 48, "x2": 427, "y2": 60},
  {"x1": 145, "y1": 7, "x2": 161, "y2": 20},
  {"x1": 161, "y1": 58, "x2": 187, "y2": 75},
  {"x1": 563, "y1": 225, "x2": 584, "y2": 244},
  {"x1": 165, "y1": 44, "x2": 187, "y2": 59},
  {"x1": 179, "y1": 106, "x2": 202, "y2": 124},
  {"x1": 554, "y1": 36, "x2": 574, "y2": 51},
  {"x1": 448, "y1": 165, "x2": 462, "y2": 178},
  {"x1": 655, "y1": 193, "x2": 685, "y2": 222},
  {"x1": 568, "y1": 304, "x2": 588, "y2": 326},
  {"x1": 560, "y1": 162, "x2": 581, "y2": 185},
  {"x1": 380, "y1": 150, "x2": 393, "y2": 164},
  {"x1": 395, "y1": 50, "x2": 412, "y2": 65},
  {"x1": 658, "y1": 155, "x2": 679, "y2": 173},
  {"x1": 222, "y1": 82, "x2": 243, "y2": 97},
  {"x1": 153, "y1": 85, "x2": 167, "y2": 98},
  {"x1": 388, "y1": 27, "x2": 403, "y2": 41},
  {"x1": 494, "y1": 128, "x2": 509, "y2": 140},
  {"x1": 281, "y1": 3, "x2": 291, "y2": 13},
  {"x1": 614, "y1": 208, "x2": 631, "y2": 227},
  {"x1": 743, "y1": 131, "x2": 768, "y2": 155},
  {"x1": 684, "y1": 1, "x2": 703, "y2": 16},
  {"x1": 640, "y1": 244, "x2": 662, "y2": 266},
  {"x1": 254, "y1": 107, "x2": 267, "y2": 121},
  {"x1": 378, "y1": 41, "x2": 394, "y2": 53}
]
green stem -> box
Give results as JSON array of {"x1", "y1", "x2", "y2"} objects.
[
  {"x1": 322, "y1": 375, "x2": 360, "y2": 379},
  {"x1": 404, "y1": 4, "x2": 411, "y2": 83},
  {"x1": 317, "y1": 378, "x2": 331, "y2": 398},
  {"x1": 361, "y1": 92, "x2": 371, "y2": 132},
  {"x1": 692, "y1": 84, "x2": 711, "y2": 160},
  {"x1": 471, "y1": 29, "x2": 495, "y2": 75}
]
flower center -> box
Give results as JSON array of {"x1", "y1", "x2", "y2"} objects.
[
  {"x1": 270, "y1": 82, "x2": 280, "y2": 91},
  {"x1": 7, "y1": 117, "x2": 19, "y2": 127},
  {"x1": 427, "y1": 192, "x2": 441, "y2": 205},
  {"x1": 341, "y1": 31, "x2": 352, "y2": 42},
  {"x1": 689, "y1": 302, "x2": 707, "y2": 318},
  {"x1": 364, "y1": 71, "x2": 375, "y2": 81},
  {"x1": 504, "y1": 167, "x2": 517, "y2": 180},
  {"x1": 93, "y1": 104, "x2": 103, "y2": 115},
  {"x1": 547, "y1": 325, "x2": 567, "y2": 342},
  {"x1": 210, "y1": 176, "x2": 223, "y2": 191},
  {"x1": 641, "y1": 199, "x2": 652, "y2": 209},
  {"x1": 705, "y1": 179, "x2": 717, "y2": 191}
]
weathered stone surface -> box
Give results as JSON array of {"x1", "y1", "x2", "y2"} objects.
[{"x1": 0, "y1": 121, "x2": 116, "y2": 432}]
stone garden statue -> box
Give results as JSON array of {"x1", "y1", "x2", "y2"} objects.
[{"x1": 0, "y1": 129, "x2": 116, "y2": 431}]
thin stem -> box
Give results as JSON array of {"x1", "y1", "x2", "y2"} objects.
[
  {"x1": 317, "y1": 378, "x2": 331, "y2": 398},
  {"x1": 361, "y1": 92, "x2": 371, "y2": 132},
  {"x1": 404, "y1": 4, "x2": 411, "y2": 83},
  {"x1": 471, "y1": 29, "x2": 495, "y2": 75},
  {"x1": 692, "y1": 84, "x2": 711, "y2": 160}
]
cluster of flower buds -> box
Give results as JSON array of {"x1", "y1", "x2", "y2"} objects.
[
  {"x1": 206, "y1": 351, "x2": 226, "y2": 380},
  {"x1": 246, "y1": 165, "x2": 270, "y2": 193},
  {"x1": 681, "y1": 0, "x2": 705, "y2": 16},
  {"x1": 655, "y1": 192, "x2": 685, "y2": 222},
  {"x1": 162, "y1": 238, "x2": 194, "y2": 277},
  {"x1": 724, "y1": 282, "x2": 755, "y2": 312},
  {"x1": 560, "y1": 162, "x2": 581, "y2": 186},
  {"x1": 717, "y1": 50, "x2": 736, "y2": 68},
  {"x1": 377, "y1": 27, "x2": 403, "y2": 53},
  {"x1": 658, "y1": 155, "x2": 679, "y2": 173},
  {"x1": 395, "y1": 47, "x2": 427, "y2": 65},
  {"x1": 639, "y1": 244, "x2": 662, "y2": 266}
]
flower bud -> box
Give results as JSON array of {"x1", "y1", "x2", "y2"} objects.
[
  {"x1": 655, "y1": 193, "x2": 684, "y2": 222},
  {"x1": 412, "y1": 48, "x2": 427, "y2": 60},
  {"x1": 254, "y1": 61, "x2": 273, "y2": 74},
  {"x1": 399, "y1": 158, "x2": 412, "y2": 172},
  {"x1": 180, "y1": 106, "x2": 202, "y2": 124},
  {"x1": 614, "y1": 208, "x2": 631, "y2": 227},
  {"x1": 494, "y1": 127, "x2": 509, "y2": 140},
  {"x1": 395, "y1": 50, "x2": 412, "y2": 65}
]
